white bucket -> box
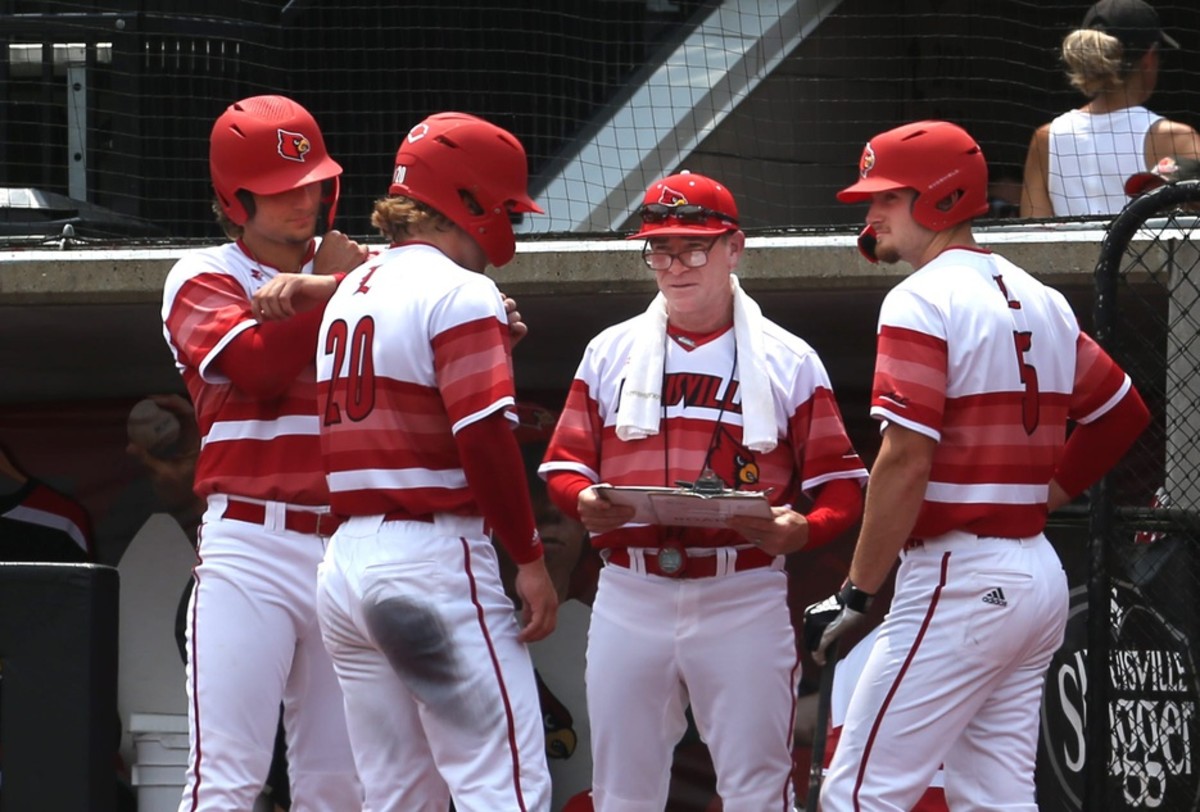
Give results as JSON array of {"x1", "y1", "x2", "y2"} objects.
[{"x1": 129, "y1": 713, "x2": 188, "y2": 812}]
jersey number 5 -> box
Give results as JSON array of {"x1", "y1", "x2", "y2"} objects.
[
  {"x1": 323, "y1": 317, "x2": 377, "y2": 425},
  {"x1": 994, "y1": 275, "x2": 1040, "y2": 435},
  {"x1": 1012, "y1": 330, "x2": 1040, "y2": 435}
]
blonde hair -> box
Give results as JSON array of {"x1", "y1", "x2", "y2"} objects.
[
  {"x1": 370, "y1": 196, "x2": 454, "y2": 243},
  {"x1": 1061, "y1": 28, "x2": 1132, "y2": 98}
]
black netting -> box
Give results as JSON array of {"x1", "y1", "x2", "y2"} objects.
[{"x1": 1048, "y1": 182, "x2": 1200, "y2": 812}]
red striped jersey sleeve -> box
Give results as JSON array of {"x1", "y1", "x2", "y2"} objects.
[
  {"x1": 540, "y1": 377, "x2": 604, "y2": 483},
  {"x1": 870, "y1": 324, "x2": 949, "y2": 439},
  {"x1": 431, "y1": 284, "x2": 515, "y2": 433},
  {"x1": 1070, "y1": 332, "x2": 1132, "y2": 423},
  {"x1": 163, "y1": 270, "x2": 255, "y2": 382}
]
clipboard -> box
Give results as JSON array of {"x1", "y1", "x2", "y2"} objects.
[{"x1": 593, "y1": 471, "x2": 773, "y2": 528}]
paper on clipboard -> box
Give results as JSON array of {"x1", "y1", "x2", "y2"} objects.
[{"x1": 593, "y1": 484, "x2": 774, "y2": 528}]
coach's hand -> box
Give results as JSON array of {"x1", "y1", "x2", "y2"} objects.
[
  {"x1": 577, "y1": 486, "x2": 636, "y2": 535},
  {"x1": 804, "y1": 581, "x2": 874, "y2": 665},
  {"x1": 515, "y1": 558, "x2": 559, "y2": 643}
]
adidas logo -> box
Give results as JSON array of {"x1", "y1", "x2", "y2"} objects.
[{"x1": 982, "y1": 588, "x2": 1007, "y2": 607}]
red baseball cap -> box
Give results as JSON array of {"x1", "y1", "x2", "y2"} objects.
[
  {"x1": 1125, "y1": 156, "x2": 1200, "y2": 196},
  {"x1": 629, "y1": 171, "x2": 739, "y2": 239}
]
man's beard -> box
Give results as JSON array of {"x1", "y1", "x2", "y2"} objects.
[{"x1": 874, "y1": 242, "x2": 901, "y2": 265}]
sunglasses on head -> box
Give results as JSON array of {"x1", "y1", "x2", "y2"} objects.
[{"x1": 639, "y1": 203, "x2": 737, "y2": 226}]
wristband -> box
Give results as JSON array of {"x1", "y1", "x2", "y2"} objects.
[{"x1": 839, "y1": 580, "x2": 874, "y2": 614}]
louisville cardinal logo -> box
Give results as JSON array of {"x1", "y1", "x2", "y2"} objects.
[
  {"x1": 708, "y1": 425, "x2": 760, "y2": 490},
  {"x1": 535, "y1": 669, "x2": 578, "y2": 760},
  {"x1": 407, "y1": 122, "x2": 430, "y2": 144},
  {"x1": 656, "y1": 185, "x2": 688, "y2": 207},
  {"x1": 858, "y1": 143, "x2": 876, "y2": 179},
  {"x1": 277, "y1": 129, "x2": 311, "y2": 162}
]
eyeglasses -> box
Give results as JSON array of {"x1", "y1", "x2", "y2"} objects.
[
  {"x1": 641, "y1": 236, "x2": 720, "y2": 271},
  {"x1": 638, "y1": 204, "x2": 738, "y2": 226}
]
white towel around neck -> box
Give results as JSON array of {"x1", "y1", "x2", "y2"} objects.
[{"x1": 615, "y1": 274, "x2": 777, "y2": 453}]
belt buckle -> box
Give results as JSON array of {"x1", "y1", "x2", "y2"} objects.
[{"x1": 656, "y1": 543, "x2": 688, "y2": 577}]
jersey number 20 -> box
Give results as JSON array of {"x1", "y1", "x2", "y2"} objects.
[{"x1": 323, "y1": 317, "x2": 377, "y2": 424}]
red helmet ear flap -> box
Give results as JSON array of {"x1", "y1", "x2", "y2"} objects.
[{"x1": 857, "y1": 224, "x2": 879, "y2": 263}]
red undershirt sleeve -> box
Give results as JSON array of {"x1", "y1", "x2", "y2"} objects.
[
  {"x1": 1054, "y1": 387, "x2": 1151, "y2": 499},
  {"x1": 457, "y1": 412, "x2": 544, "y2": 565},
  {"x1": 546, "y1": 471, "x2": 594, "y2": 523},
  {"x1": 802, "y1": 477, "x2": 865, "y2": 549},
  {"x1": 213, "y1": 308, "x2": 325, "y2": 399},
  {"x1": 212, "y1": 273, "x2": 347, "y2": 399}
]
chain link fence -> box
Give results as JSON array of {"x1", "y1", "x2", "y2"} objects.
[{"x1": 1039, "y1": 182, "x2": 1200, "y2": 811}]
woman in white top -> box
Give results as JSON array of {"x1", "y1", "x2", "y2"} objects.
[{"x1": 1021, "y1": 0, "x2": 1198, "y2": 218}]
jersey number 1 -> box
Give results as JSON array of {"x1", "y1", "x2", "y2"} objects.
[{"x1": 323, "y1": 317, "x2": 377, "y2": 424}]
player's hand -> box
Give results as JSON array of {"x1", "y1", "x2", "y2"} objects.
[
  {"x1": 514, "y1": 558, "x2": 559, "y2": 643},
  {"x1": 803, "y1": 581, "x2": 874, "y2": 666},
  {"x1": 728, "y1": 506, "x2": 809, "y2": 556},
  {"x1": 126, "y1": 394, "x2": 204, "y2": 517},
  {"x1": 312, "y1": 230, "x2": 369, "y2": 276},
  {"x1": 252, "y1": 274, "x2": 339, "y2": 321},
  {"x1": 577, "y1": 486, "x2": 636, "y2": 535},
  {"x1": 499, "y1": 291, "x2": 529, "y2": 346}
]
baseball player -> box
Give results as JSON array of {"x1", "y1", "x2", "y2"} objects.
[
  {"x1": 806, "y1": 120, "x2": 1151, "y2": 811},
  {"x1": 540, "y1": 171, "x2": 868, "y2": 812},
  {"x1": 313, "y1": 112, "x2": 557, "y2": 812},
  {"x1": 160, "y1": 95, "x2": 367, "y2": 811}
]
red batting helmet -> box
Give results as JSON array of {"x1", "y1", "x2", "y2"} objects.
[
  {"x1": 388, "y1": 112, "x2": 543, "y2": 268},
  {"x1": 837, "y1": 120, "x2": 989, "y2": 232},
  {"x1": 629, "y1": 171, "x2": 739, "y2": 240},
  {"x1": 209, "y1": 95, "x2": 343, "y2": 229}
]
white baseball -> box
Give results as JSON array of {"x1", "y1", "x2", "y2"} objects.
[{"x1": 127, "y1": 398, "x2": 182, "y2": 456}]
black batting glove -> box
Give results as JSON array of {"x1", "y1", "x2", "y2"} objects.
[{"x1": 803, "y1": 581, "x2": 874, "y2": 665}]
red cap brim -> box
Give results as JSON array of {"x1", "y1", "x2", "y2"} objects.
[
  {"x1": 1125, "y1": 172, "x2": 1165, "y2": 197},
  {"x1": 836, "y1": 175, "x2": 907, "y2": 203},
  {"x1": 627, "y1": 220, "x2": 735, "y2": 240}
]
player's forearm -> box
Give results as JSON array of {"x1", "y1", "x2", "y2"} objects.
[
  {"x1": 848, "y1": 428, "x2": 934, "y2": 594},
  {"x1": 457, "y1": 413, "x2": 544, "y2": 565},
  {"x1": 804, "y1": 477, "x2": 865, "y2": 549},
  {"x1": 1054, "y1": 386, "x2": 1150, "y2": 499}
]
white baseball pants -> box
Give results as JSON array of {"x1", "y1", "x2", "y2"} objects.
[
  {"x1": 180, "y1": 496, "x2": 361, "y2": 812},
  {"x1": 586, "y1": 563, "x2": 799, "y2": 812},
  {"x1": 317, "y1": 513, "x2": 551, "y2": 812},
  {"x1": 821, "y1": 531, "x2": 1068, "y2": 812}
]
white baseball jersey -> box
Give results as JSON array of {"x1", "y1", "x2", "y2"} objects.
[
  {"x1": 1047, "y1": 105, "x2": 1161, "y2": 216},
  {"x1": 163, "y1": 239, "x2": 328, "y2": 504},
  {"x1": 314, "y1": 243, "x2": 550, "y2": 811},
  {"x1": 316, "y1": 243, "x2": 518, "y2": 518},
  {"x1": 822, "y1": 247, "x2": 1132, "y2": 812},
  {"x1": 541, "y1": 317, "x2": 867, "y2": 548},
  {"x1": 161, "y1": 239, "x2": 361, "y2": 812},
  {"x1": 543, "y1": 310, "x2": 866, "y2": 812},
  {"x1": 869, "y1": 246, "x2": 1131, "y2": 540}
]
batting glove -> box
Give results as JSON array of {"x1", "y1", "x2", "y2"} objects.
[{"x1": 804, "y1": 581, "x2": 874, "y2": 665}]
